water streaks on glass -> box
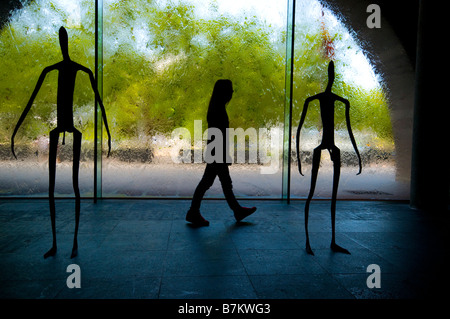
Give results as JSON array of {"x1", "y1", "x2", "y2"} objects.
[{"x1": 0, "y1": 0, "x2": 408, "y2": 200}]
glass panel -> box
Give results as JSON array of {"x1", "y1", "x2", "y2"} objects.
[
  {"x1": 101, "y1": 0, "x2": 287, "y2": 198},
  {"x1": 0, "y1": 0, "x2": 96, "y2": 197},
  {"x1": 290, "y1": 0, "x2": 408, "y2": 199},
  {"x1": 0, "y1": 0, "x2": 410, "y2": 200}
]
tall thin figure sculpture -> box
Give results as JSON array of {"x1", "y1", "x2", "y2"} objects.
[
  {"x1": 11, "y1": 26, "x2": 112, "y2": 259},
  {"x1": 296, "y1": 61, "x2": 362, "y2": 256}
]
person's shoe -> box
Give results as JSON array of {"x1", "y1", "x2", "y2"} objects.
[
  {"x1": 234, "y1": 206, "x2": 257, "y2": 222},
  {"x1": 186, "y1": 209, "x2": 210, "y2": 226}
]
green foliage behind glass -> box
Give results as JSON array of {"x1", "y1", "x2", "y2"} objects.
[{"x1": 0, "y1": 0, "x2": 392, "y2": 148}]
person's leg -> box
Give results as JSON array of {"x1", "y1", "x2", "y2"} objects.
[
  {"x1": 186, "y1": 164, "x2": 217, "y2": 226},
  {"x1": 190, "y1": 164, "x2": 217, "y2": 211},
  {"x1": 216, "y1": 164, "x2": 240, "y2": 211},
  {"x1": 217, "y1": 164, "x2": 256, "y2": 222}
]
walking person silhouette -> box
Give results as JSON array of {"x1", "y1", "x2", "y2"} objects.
[
  {"x1": 11, "y1": 26, "x2": 112, "y2": 258},
  {"x1": 296, "y1": 61, "x2": 362, "y2": 255},
  {"x1": 186, "y1": 79, "x2": 257, "y2": 226}
]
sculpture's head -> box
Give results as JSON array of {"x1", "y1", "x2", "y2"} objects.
[
  {"x1": 327, "y1": 61, "x2": 335, "y2": 88},
  {"x1": 59, "y1": 26, "x2": 69, "y2": 60}
]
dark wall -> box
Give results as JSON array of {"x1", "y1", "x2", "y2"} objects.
[
  {"x1": 410, "y1": 1, "x2": 449, "y2": 211},
  {"x1": 375, "y1": 0, "x2": 419, "y2": 67}
]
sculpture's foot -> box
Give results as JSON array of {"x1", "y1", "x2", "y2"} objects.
[
  {"x1": 306, "y1": 241, "x2": 315, "y2": 256},
  {"x1": 330, "y1": 242, "x2": 351, "y2": 254},
  {"x1": 44, "y1": 246, "x2": 57, "y2": 259},
  {"x1": 70, "y1": 242, "x2": 78, "y2": 259}
]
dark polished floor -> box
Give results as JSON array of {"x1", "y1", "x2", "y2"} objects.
[{"x1": 0, "y1": 198, "x2": 448, "y2": 299}]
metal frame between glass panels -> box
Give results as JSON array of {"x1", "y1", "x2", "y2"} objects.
[
  {"x1": 94, "y1": 0, "x2": 103, "y2": 202},
  {"x1": 282, "y1": 0, "x2": 296, "y2": 203}
]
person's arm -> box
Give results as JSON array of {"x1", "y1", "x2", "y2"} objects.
[
  {"x1": 11, "y1": 65, "x2": 55, "y2": 159},
  {"x1": 81, "y1": 65, "x2": 112, "y2": 157},
  {"x1": 296, "y1": 96, "x2": 315, "y2": 176},
  {"x1": 342, "y1": 97, "x2": 362, "y2": 175}
]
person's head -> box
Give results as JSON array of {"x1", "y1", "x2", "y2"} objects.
[
  {"x1": 209, "y1": 79, "x2": 233, "y2": 109},
  {"x1": 59, "y1": 26, "x2": 69, "y2": 60},
  {"x1": 326, "y1": 61, "x2": 335, "y2": 90}
]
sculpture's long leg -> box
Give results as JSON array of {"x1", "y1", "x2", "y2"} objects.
[
  {"x1": 329, "y1": 146, "x2": 350, "y2": 254},
  {"x1": 44, "y1": 128, "x2": 59, "y2": 259},
  {"x1": 71, "y1": 129, "x2": 82, "y2": 259},
  {"x1": 304, "y1": 146, "x2": 322, "y2": 255}
]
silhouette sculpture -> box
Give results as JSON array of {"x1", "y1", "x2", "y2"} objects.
[
  {"x1": 186, "y1": 79, "x2": 257, "y2": 226},
  {"x1": 11, "y1": 26, "x2": 111, "y2": 259},
  {"x1": 296, "y1": 61, "x2": 362, "y2": 255}
]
